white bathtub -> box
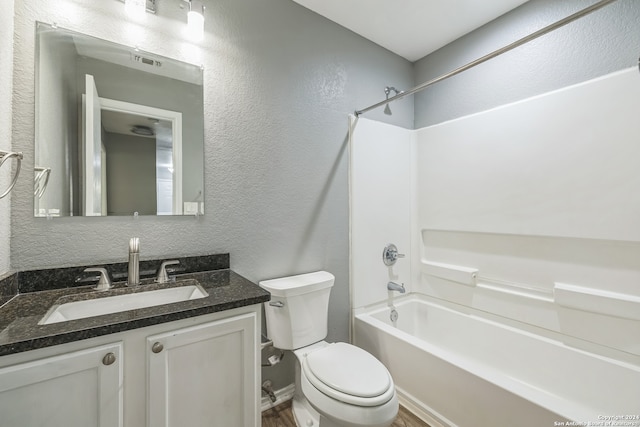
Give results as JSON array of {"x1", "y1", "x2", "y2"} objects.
[{"x1": 354, "y1": 294, "x2": 640, "y2": 427}]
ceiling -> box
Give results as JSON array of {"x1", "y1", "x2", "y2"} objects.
[{"x1": 291, "y1": 0, "x2": 530, "y2": 62}]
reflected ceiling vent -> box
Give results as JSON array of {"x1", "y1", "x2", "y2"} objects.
[{"x1": 131, "y1": 125, "x2": 155, "y2": 136}]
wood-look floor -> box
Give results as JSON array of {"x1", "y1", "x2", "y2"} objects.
[{"x1": 261, "y1": 400, "x2": 430, "y2": 427}]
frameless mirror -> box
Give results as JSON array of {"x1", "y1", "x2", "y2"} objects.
[{"x1": 34, "y1": 22, "x2": 204, "y2": 217}]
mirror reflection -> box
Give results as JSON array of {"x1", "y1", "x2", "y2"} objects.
[{"x1": 35, "y1": 22, "x2": 204, "y2": 217}]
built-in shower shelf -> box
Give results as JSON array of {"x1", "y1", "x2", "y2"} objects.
[
  {"x1": 421, "y1": 260, "x2": 640, "y2": 320},
  {"x1": 421, "y1": 260, "x2": 478, "y2": 286},
  {"x1": 554, "y1": 282, "x2": 640, "y2": 321}
]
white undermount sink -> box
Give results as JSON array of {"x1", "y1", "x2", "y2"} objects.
[{"x1": 39, "y1": 284, "x2": 208, "y2": 325}]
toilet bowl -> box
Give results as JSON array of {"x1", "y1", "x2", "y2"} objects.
[
  {"x1": 294, "y1": 341, "x2": 398, "y2": 427},
  {"x1": 260, "y1": 271, "x2": 398, "y2": 427}
]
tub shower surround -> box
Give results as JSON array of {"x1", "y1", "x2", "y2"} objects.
[{"x1": 350, "y1": 68, "x2": 640, "y2": 426}]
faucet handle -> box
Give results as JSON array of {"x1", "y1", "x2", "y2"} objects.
[
  {"x1": 84, "y1": 267, "x2": 112, "y2": 291},
  {"x1": 155, "y1": 260, "x2": 180, "y2": 283},
  {"x1": 382, "y1": 243, "x2": 405, "y2": 266}
]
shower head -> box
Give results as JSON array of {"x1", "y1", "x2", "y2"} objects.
[{"x1": 383, "y1": 86, "x2": 402, "y2": 115}]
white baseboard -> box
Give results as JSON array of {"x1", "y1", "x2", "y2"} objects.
[
  {"x1": 396, "y1": 385, "x2": 455, "y2": 427},
  {"x1": 261, "y1": 383, "x2": 295, "y2": 412}
]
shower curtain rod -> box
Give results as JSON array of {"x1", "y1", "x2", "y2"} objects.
[{"x1": 354, "y1": 0, "x2": 619, "y2": 116}]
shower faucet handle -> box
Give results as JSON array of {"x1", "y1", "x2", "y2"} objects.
[{"x1": 382, "y1": 243, "x2": 405, "y2": 266}]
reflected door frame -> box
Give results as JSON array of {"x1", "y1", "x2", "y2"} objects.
[{"x1": 99, "y1": 98, "x2": 183, "y2": 215}]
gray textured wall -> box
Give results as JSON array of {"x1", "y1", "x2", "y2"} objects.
[
  {"x1": 414, "y1": 0, "x2": 640, "y2": 128},
  {"x1": 0, "y1": 0, "x2": 15, "y2": 276},
  {"x1": 9, "y1": 0, "x2": 412, "y2": 389},
  {"x1": 104, "y1": 132, "x2": 157, "y2": 216}
]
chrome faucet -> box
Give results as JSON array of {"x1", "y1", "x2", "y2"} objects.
[
  {"x1": 387, "y1": 281, "x2": 405, "y2": 293},
  {"x1": 128, "y1": 237, "x2": 140, "y2": 286}
]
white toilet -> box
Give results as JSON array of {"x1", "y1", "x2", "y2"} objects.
[{"x1": 260, "y1": 271, "x2": 398, "y2": 427}]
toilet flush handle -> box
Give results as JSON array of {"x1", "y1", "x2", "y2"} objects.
[{"x1": 269, "y1": 301, "x2": 285, "y2": 308}]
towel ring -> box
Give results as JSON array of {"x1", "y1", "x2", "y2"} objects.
[{"x1": 0, "y1": 150, "x2": 23, "y2": 199}]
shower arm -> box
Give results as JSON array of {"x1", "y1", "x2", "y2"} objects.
[
  {"x1": 355, "y1": 0, "x2": 620, "y2": 116},
  {"x1": 385, "y1": 86, "x2": 401, "y2": 97}
]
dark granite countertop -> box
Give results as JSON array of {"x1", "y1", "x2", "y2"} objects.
[{"x1": 0, "y1": 269, "x2": 270, "y2": 357}]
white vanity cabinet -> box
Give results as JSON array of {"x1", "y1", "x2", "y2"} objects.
[
  {"x1": 147, "y1": 312, "x2": 259, "y2": 427},
  {"x1": 0, "y1": 342, "x2": 124, "y2": 427},
  {"x1": 0, "y1": 305, "x2": 260, "y2": 427}
]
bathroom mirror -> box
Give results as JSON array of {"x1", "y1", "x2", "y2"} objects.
[{"x1": 34, "y1": 22, "x2": 204, "y2": 217}]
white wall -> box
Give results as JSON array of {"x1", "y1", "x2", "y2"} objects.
[
  {"x1": 416, "y1": 68, "x2": 640, "y2": 242},
  {"x1": 0, "y1": 0, "x2": 15, "y2": 276}
]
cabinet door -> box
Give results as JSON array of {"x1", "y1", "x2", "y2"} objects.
[
  {"x1": 0, "y1": 342, "x2": 123, "y2": 427},
  {"x1": 147, "y1": 312, "x2": 259, "y2": 427}
]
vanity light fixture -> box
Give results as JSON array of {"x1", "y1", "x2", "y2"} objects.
[{"x1": 185, "y1": 0, "x2": 205, "y2": 42}]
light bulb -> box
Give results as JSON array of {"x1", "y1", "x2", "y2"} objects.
[
  {"x1": 187, "y1": 10, "x2": 205, "y2": 42},
  {"x1": 125, "y1": 0, "x2": 146, "y2": 18}
]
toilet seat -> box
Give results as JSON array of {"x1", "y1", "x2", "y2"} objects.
[{"x1": 301, "y1": 342, "x2": 395, "y2": 407}]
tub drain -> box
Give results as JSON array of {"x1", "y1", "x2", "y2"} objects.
[{"x1": 390, "y1": 309, "x2": 398, "y2": 323}]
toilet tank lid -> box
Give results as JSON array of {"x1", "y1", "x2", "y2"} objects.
[{"x1": 259, "y1": 271, "x2": 335, "y2": 297}]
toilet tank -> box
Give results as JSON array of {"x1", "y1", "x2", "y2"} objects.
[{"x1": 259, "y1": 271, "x2": 335, "y2": 350}]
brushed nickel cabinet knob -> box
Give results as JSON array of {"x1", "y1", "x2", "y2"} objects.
[
  {"x1": 152, "y1": 342, "x2": 164, "y2": 353},
  {"x1": 102, "y1": 352, "x2": 116, "y2": 366}
]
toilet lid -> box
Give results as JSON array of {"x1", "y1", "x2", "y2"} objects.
[{"x1": 303, "y1": 343, "x2": 391, "y2": 399}]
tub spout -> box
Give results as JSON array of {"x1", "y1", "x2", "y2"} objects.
[{"x1": 387, "y1": 281, "x2": 405, "y2": 293}]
